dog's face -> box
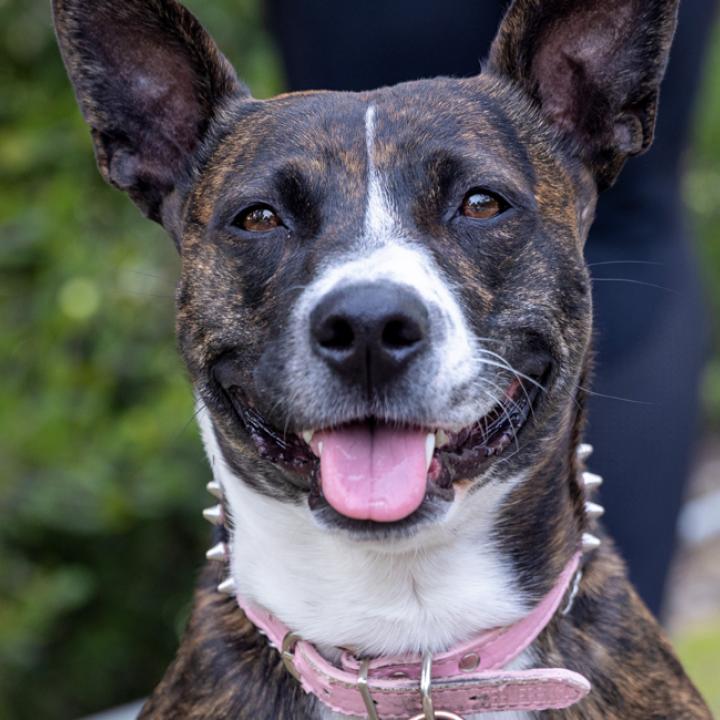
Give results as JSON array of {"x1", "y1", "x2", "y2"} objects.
[
  {"x1": 54, "y1": 0, "x2": 678, "y2": 539},
  {"x1": 178, "y1": 82, "x2": 593, "y2": 534}
]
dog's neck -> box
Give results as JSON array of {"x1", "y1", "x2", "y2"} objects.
[{"x1": 197, "y1": 401, "x2": 586, "y2": 659}]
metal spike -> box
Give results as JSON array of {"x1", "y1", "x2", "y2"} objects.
[
  {"x1": 585, "y1": 501, "x2": 605, "y2": 519},
  {"x1": 577, "y1": 443, "x2": 594, "y2": 461},
  {"x1": 206, "y1": 480, "x2": 223, "y2": 499},
  {"x1": 582, "y1": 471, "x2": 603, "y2": 490},
  {"x1": 206, "y1": 542, "x2": 226, "y2": 562},
  {"x1": 217, "y1": 577, "x2": 236, "y2": 595},
  {"x1": 203, "y1": 504, "x2": 223, "y2": 525},
  {"x1": 582, "y1": 532, "x2": 601, "y2": 552}
]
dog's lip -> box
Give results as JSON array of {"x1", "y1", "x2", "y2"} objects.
[
  {"x1": 302, "y1": 375, "x2": 533, "y2": 456},
  {"x1": 216, "y1": 363, "x2": 548, "y2": 509}
]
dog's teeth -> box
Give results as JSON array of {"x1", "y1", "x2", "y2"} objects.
[
  {"x1": 302, "y1": 430, "x2": 314, "y2": 445},
  {"x1": 206, "y1": 481, "x2": 223, "y2": 499},
  {"x1": 582, "y1": 471, "x2": 603, "y2": 489},
  {"x1": 435, "y1": 429, "x2": 450, "y2": 448},
  {"x1": 582, "y1": 532, "x2": 601, "y2": 552},
  {"x1": 203, "y1": 504, "x2": 223, "y2": 525},
  {"x1": 577, "y1": 443, "x2": 594, "y2": 461},
  {"x1": 317, "y1": 441, "x2": 324, "y2": 457},
  {"x1": 217, "y1": 577, "x2": 236, "y2": 595},
  {"x1": 425, "y1": 433, "x2": 436, "y2": 470},
  {"x1": 206, "y1": 542, "x2": 226, "y2": 562},
  {"x1": 585, "y1": 501, "x2": 605, "y2": 519}
]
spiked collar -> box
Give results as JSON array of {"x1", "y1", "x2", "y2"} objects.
[{"x1": 203, "y1": 443, "x2": 602, "y2": 719}]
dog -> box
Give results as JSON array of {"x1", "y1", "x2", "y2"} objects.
[{"x1": 53, "y1": 0, "x2": 713, "y2": 717}]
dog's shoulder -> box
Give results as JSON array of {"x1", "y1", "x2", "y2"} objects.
[
  {"x1": 538, "y1": 545, "x2": 712, "y2": 720},
  {"x1": 138, "y1": 563, "x2": 318, "y2": 720}
]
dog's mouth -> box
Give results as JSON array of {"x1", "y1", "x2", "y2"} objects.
[{"x1": 220, "y1": 368, "x2": 546, "y2": 528}]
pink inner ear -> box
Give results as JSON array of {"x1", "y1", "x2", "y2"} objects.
[
  {"x1": 531, "y1": 5, "x2": 633, "y2": 136},
  {"x1": 612, "y1": 114, "x2": 647, "y2": 155},
  {"x1": 99, "y1": 28, "x2": 204, "y2": 156},
  {"x1": 55, "y1": 0, "x2": 243, "y2": 222}
]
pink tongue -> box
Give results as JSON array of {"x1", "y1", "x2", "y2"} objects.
[{"x1": 313, "y1": 425, "x2": 429, "y2": 522}]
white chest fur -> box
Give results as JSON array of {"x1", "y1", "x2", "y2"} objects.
[{"x1": 199, "y1": 408, "x2": 535, "y2": 719}]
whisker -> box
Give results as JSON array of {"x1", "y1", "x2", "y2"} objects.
[
  {"x1": 475, "y1": 349, "x2": 538, "y2": 420},
  {"x1": 577, "y1": 386, "x2": 653, "y2": 405},
  {"x1": 590, "y1": 277, "x2": 678, "y2": 294},
  {"x1": 478, "y1": 378, "x2": 521, "y2": 456},
  {"x1": 172, "y1": 400, "x2": 207, "y2": 442},
  {"x1": 586, "y1": 260, "x2": 664, "y2": 268},
  {"x1": 475, "y1": 353, "x2": 548, "y2": 394}
]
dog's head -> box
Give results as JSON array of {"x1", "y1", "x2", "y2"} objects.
[{"x1": 54, "y1": 0, "x2": 678, "y2": 540}]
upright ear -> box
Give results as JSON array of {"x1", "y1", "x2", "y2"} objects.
[
  {"x1": 488, "y1": 0, "x2": 680, "y2": 190},
  {"x1": 52, "y1": 0, "x2": 245, "y2": 225}
]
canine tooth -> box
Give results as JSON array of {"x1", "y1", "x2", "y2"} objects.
[
  {"x1": 425, "y1": 433, "x2": 436, "y2": 469},
  {"x1": 317, "y1": 441, "x2": 324, "y2": 456},
  {"x1": 206, "y1": 542, "x2": 226, "y2": 562},
  {"x1": 435, "y1": 429, "x2": 450, "y2": 448},
  {"x1": 206, "y1": 481, "x2": 223, "y2": 499},
  {"x1": 577, "y1": 443, "x2": 593, "y2": 461},
  {"x1": 302, "y1": 430, "x2": 314, "y2": 444},
  {"x1": 582, "y1": 471, "x2": 603, "y2": 489},
  {"x1": 203, "y1": 504, "x2": 223, "y2": 525},
  {"x1": 585, "y1": 501, "x2": 605, "y2": 519},
  {"x1": 582, "y1": 532, "x2": 601, "y2": 552},
  {"x1": 217, "y1": 577, "x2": 236, "y2": 595}
]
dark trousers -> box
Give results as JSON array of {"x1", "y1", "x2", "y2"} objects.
[{"x1": 266, "y1": 0, "x2": 715, "y2": 617}]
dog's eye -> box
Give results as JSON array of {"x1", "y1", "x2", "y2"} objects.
[
  {"x1": 461, "y1": 189, "x2": 508, "y2": 220},
  {"x1": 233, "y1": 205, "x2": 282, "y2": 232}
]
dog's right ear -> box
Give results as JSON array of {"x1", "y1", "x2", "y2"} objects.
[{"x1": 52, "y1": 0, "x2": 246, "y2": 228}]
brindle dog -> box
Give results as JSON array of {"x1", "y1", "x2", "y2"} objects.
[{"x1": 53, "y1": 0, "x2": 712, "y2": 718}]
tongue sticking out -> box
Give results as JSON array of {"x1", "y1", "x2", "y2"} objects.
[{"x1": 312, "y1": 424, "x2": 430, "y2": 522}]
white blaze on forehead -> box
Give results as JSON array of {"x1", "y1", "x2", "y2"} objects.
[
  {"x1": 283, "y1": 103, "x2": 482, "y2": 419},
  {"x1": 364, "y1": 104, "x2": 399, "y2": 242}
]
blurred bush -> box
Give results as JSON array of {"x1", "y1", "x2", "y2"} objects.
[
  {"x1": 691, "y1": 27, "x2": 720, "y2": 425},
  {"x1": 0, "y1": 1, "x2": 281, "y2": 717},
  {"x1": 0, "y1": 0, "x2": 717, "y2": 718}
]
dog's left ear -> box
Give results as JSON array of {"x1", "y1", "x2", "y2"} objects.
[
  {"x1": 488, "y1": 0, "x2": 680, "y2": 190},
  {"x1": 52, "y1": 0, "x2": 246, "y2": 228}
]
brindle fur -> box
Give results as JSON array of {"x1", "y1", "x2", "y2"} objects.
[{"x1": 52, "y1": 0, "x2": 712, "y2": 716}]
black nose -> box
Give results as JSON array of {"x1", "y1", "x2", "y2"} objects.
[{"x1": 310, "y1": 282, "x2": 429, "y2": 387}]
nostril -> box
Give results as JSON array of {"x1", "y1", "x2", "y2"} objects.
[
  {"x1": 382, "y1": 318, "x2": 423, "y2": 349},
  {"x1": 318, "y1": 316, "x2": 355, "y2": 351},
  {"x1": 309, "y1": 282, "x2": 429, "y2": 383}
]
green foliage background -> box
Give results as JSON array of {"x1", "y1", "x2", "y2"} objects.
[{"x1": 0, "y1": 1, "x2": 717, "y2": 718}]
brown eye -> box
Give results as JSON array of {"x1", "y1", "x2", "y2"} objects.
[
  {"x1": 461, "y1": 190, "x2": 507, "y2": 220},
  {"x1": 235, "y1": 205, "x2": 282, "y2": 232}
]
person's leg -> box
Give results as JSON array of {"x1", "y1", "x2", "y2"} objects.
[
  {"x1": 265, "y1": 0, "x2": 505, "y2": 91},
  {"x1": 584, "y1": 0, "x2": 716, "y2": 617},
  {"x1": 265, "y1": 0, "x2": 716, "y2": 616}
]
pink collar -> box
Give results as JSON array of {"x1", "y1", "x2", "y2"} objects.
[{"x1": 236, "y1": 551, "x2": 590, "y2": 718}]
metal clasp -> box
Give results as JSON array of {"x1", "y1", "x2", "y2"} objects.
[
  {"x1": 407, "y1": 653, "x2": 465, "y2": 720},
  {"x1": 281, "y1": 632, "x2": 301, "y2": 681}
]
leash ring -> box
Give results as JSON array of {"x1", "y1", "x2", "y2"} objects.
[
  {"x1": 406, "y1": 654, "x2": 466, "y2": 720},
  {"x1": 420, "y1": 652, "x2": 435, "y2": 719},
  {"x1": 357, "y1": 659, "x2": 380, "y2": 720}
]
